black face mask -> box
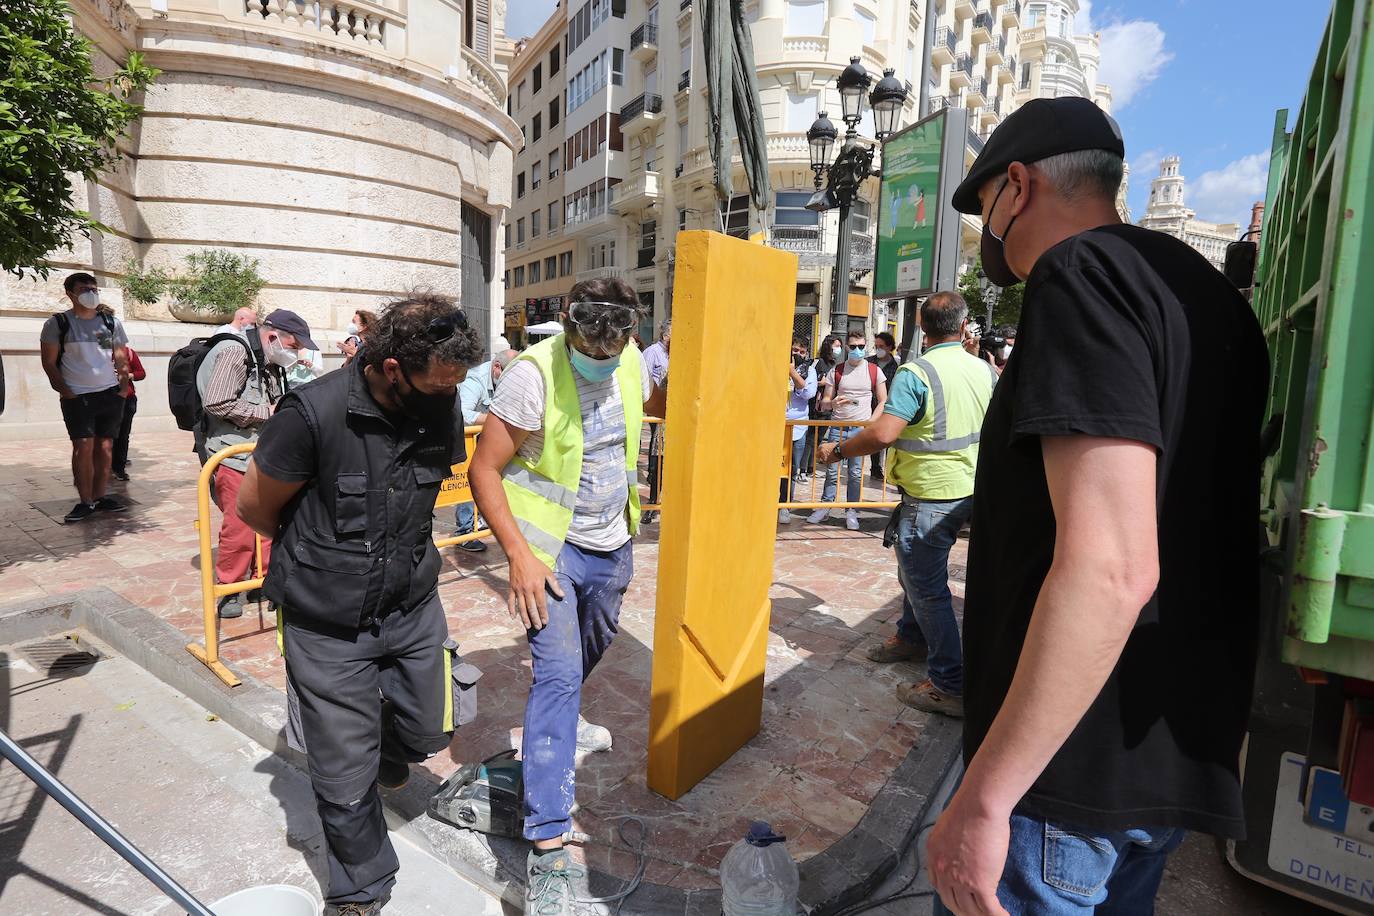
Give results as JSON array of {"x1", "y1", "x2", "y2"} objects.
[
  {"x1": 980, "y1": 178, "x2": 1022, "y2": 288},
  {"x1": 392, "y1": 368, "x2": 456, "y2": 423}
]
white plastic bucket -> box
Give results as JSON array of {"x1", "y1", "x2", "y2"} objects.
[{"x1": 208, "y1": 884, "x2": 319, "y2": 916}]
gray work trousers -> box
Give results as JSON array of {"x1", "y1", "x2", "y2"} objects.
[{"x1": 281, "y1": 589, "x2": 454, "y2": 905}]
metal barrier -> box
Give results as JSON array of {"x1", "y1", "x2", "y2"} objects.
[
  {"x1": 190, "y1": 418, "x2": 886, "y2": 686},
  {"x1": 781, "y1": 419, "x2": 900, "y2": 511}
]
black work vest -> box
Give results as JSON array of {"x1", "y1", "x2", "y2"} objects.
[{"x1": 263, "y1": 359, "x2": 464, "y2": 629}]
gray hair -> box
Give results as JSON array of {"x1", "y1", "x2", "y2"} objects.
[
  {"x1": 1031, "y1": 149, "x2": 1124, "y2": 204},
  {"x1": 920, "y1": 291, "x2": 969, "y2": 339},
  {"x1": 493, "y1": 348, "x2": 519, "y2": 368},
  {"x1": 658, "y1": 318, "x2": 672, "y2": 340}
]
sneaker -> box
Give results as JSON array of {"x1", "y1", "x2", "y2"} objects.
[
  {"x1": 324, "y1": 900, "x2": 386, "y2": 916},
  {"x1": 217, "y1": 594, "x2": 244, "y2": 619},
  {"x1": 94, "y1": 495, "x2": 127, "y2": 513},
  {"x1": 845, "y1": 509, "x2": 860, "y2": 530},
  {"x1": 777, "y1": 508, "x2": 792, "y2": 524},
  {"x1": 807, "y1": 508, "x2": 829, "y2": 524},
  {"x1": 526, "y1": 847, "x2": 585, "y2": 916},
  {"x1": 63, "y1": 502, "x2": 97, "y2": 524},
  {"x1": 575, "y1": 715, "x2": 613, "y2": 753},
  {"x1": 456, "y1": 538, "x2": 487, "y2": 553},
  {"x1": 377, "y1": 757, "x2": 410, "y2": 790},
  {"x1": 112, "y1": 469, "x2": 130, "y2": 481},
  {"x1": 896, "y1": 679, "x2": 964, "y2": 718},
  {"x1": 866, "y1": 635, "x2": 927, "y2": 664},
  {"x1": 641, "y1": 510, "x2": 659, "y2": 525}
]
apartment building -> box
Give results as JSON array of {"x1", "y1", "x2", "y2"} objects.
[{"x1": 1139, "y1": 156, "x2": 1241, "y2": 272}]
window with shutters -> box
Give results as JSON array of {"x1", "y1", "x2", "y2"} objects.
[
  {"x1": 550, "y1": 45, "x2": 560, "y2": 76},
  {"x1": 465, "y1": 0, "x2": 491, "y2": 58},
  {"x1": 550, "y1": 98, "x2": 560, "y2": 128}
]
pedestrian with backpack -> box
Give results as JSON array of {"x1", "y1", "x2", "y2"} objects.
[
  {"x1": 39, "y1": 273, "x2": 133, "y2": 523},
  {"x1": 196, "y1": 309, "x2": 314, "y2": 618},
  {"x1": 809, "y1": 330, "x2": 887, "y2": 530}
]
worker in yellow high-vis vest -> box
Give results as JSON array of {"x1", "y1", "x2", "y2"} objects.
[
  {"x1": 818, "y1": 291, "x2": 997, "y2": 719},
  {"x1": 469, "y1": 278, "x2": 665, "y2": 916}
]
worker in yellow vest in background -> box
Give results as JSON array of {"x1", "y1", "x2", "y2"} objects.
[
  {"x1": 818, "y1": 291, "x2": 996, "y2": 719},
  {"x1": 469, "y1": 278, "x2": 665, "y2": 916}
]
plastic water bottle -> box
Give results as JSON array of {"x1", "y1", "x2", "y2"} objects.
[{"x1": 720, "y1": 821, "x2": 799, "y2": 915}]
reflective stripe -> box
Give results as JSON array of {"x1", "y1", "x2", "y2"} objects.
[
  {"x1": 893, "y1": 431, "x2": 981, "y2": 453},
  {"x1": 503, "y1": 463, "x2": 578, "y2": 512},
  {"x1": 516, "y1": 517, "x2": 565, "y2": 560},
  {"x1": 276, "y1": 606, "x2": 286, "y2": 657},
  {"x1": 913, "y1": 358, "x2": 946, "y2": 440},
  {"x1": 441, "y1": 644, "x2": 454, "y2": 733},
  {"x1": 626, "y1": 469, "x2": 639, "y2": 491}
]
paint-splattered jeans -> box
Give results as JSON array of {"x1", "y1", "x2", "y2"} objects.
[{"x1": 522, "y1": 538, "x2": 634, "y2": 841}]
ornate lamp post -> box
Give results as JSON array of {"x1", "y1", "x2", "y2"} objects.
[{"x1": 807, "y1": 61, "x2": 909, "y2": 337}]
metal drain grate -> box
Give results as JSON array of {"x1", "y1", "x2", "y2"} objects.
[{"x1": 17, "y1": 636, "x2": 100, "y2": 677}]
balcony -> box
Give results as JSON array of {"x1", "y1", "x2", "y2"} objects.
[
  {"x1": 765, "y1": 132, "x2": 810, "y2": 164},
  {"x1": 620, "y1": 92, "x2": 664, "y2": 128},
  {"x1": 576, "y1": 266, "x2": 628, "y2": 281},
  {"x1": 244, "y1": 0, "x2": 406, "y2": 58},
  {"x1": 972, "y1": 12, "x2": 994, "y2": 43},
  {"x1": 630, "y1": 23, "x2": 658, "y2": 63},
  {"x1": 771, "y1": 225, "x2": 822, "y2": 254},
  {"x1": 677, "y1": 70, "x2": 691, "y2": 93},
  {"x1": 949, "y1": 54, "x2": 974, "y2": 89},
  {"x1": 612, "y1": 171, "x2": 663, "y2": 214},
  {"x1": 967, "y1": 130, "x2": 985, "y2": 154},
  {"x1": 636, "y1": 247, "x2": 656, "y2": 270},
  {"x1": 928, "y1": 95, "x2": 950, "y2": 112},
  {"x1": 980, "y1": 102, "x2": 1000, "y2": 127},
  {"x1": 931, "y1": 27, "x2": 958, "y2": 65},
  {"x1": 965, "y1": 77, "x2": 988, "y2": 106},
  {"x1": 1001, "y1": 0, "x2": 1022, "y2": 28},
  {"x1": 849, "y1": 232, "x2": 874, "y2": 272},
  {"x1": 782, "y1": 35, "x2": 829, "y2": 59},
  {"x1": 954, "y1": 0, "x2": 975, "y2": 19},
  {"x1": 987, "y1": 34, "x2": 1006, "y2": 64},
  {"x1": 565, "y1": 205, "x2": 616, "y2": 236},
  {"x1": 1001, "y1": 55, "x2": 1017, "y2": 83}
]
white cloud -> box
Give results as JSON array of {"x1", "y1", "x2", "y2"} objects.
[
  {"x1": 1190, "y1": 151, "x2": 1271, "y2": 226},
  {"x1": 1130, "y1": 147, "x2": 1165, "y2": 179},
  {"x1": 1075, "y1": 3, "x2": 1173, "y2": 109}
]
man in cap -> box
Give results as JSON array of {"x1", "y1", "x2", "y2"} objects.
[
  {"x1": 925, "y1": 97, "x2": 1269, "y2": 914},
  {"x1": 198, "y1": 308, "x2": 315, "y2": 618}
]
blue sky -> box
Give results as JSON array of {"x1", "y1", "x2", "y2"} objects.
[{"x1": 507, "y1": 0, "x2": 1327, "y2": 227}]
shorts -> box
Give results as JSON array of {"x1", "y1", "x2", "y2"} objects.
[{"x1": 60, "y1": 387, "x2": 124, "y2": 441}]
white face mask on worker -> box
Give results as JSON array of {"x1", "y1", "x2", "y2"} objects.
[
  {"x1": 77, "y1": 290, "x2": 100, "y2": 309},
  {"x1": 264, "y1": 334, "x2": 298, "y2": 368}
]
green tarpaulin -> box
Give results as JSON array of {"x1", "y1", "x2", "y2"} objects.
[{"x1": 702, "y1": 0, "x2": 771, "y2": 222}]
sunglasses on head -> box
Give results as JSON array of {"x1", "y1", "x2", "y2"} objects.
[
  {"x1": 424, "y1": 310, "x2": 469, "y2": 343},
  {"x1": 568, "y1": 300, "x2": 637, "y2": 335}
]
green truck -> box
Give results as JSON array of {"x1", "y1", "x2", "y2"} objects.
[{"x1": 1229, "y1": 0, "x2": 1374, "y2": 910}]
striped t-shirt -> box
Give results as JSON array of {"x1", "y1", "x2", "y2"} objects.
[{"x1": 490, "y1": 355, "x2": 651, "y2": 552}]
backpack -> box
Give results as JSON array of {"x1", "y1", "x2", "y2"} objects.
[
  {"x1": 53, "y1": 310, "x2": 117, "y2": 367},
  {"x1": 167, "y1": 332, "x2": 263, "y2": 432},
  {"x1": 835, "y1": 358, "x2": 881, "y2": 411}
]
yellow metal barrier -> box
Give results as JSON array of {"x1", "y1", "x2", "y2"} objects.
[{"x1": 780, "y1": 419, "x2": 900, "y2": 511}]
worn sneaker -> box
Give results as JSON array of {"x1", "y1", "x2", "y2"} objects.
[
  {"x1": 641, "y1": 510, "x2": 659, "y2": 525},
  {"x1": 845, "y1": 509, "x2": 860, "y2": 530},
  {"x1": 456, "y1": 538, "x2": 487, "y2": 553},
  {"x1": 575, "y1": 715, "x2": 613, "y2": 753},
  {"x1": 324, "y1": 900, "x2": 386, "y2": 916},
  {"x1": 806, "y1": 508, "x2": 829, "y2": 524},
  {"x1": 94, "y1": 495, "x2": 127, "y2": 513},
  {"x1": 867, "y1": 635, "x2": 927, "y2": 664},
  {"x1": 112, "y1": 469, "x2": 130, "y2": 481},
  {"x1": 217, "y1": 594, "x2": 244, "y2": 619},
  {"x1": 778, "y1": 508, "x2": 792, "y2": 524},
  {"x1": 377, "y1": 757, "x2": 410, "y2": 791},
  {"x1": 896, "y1": 679, "x2": 964, "y2": 718},
  {"x1": 526, "y1": 847, "x2": 584, "y2": 916},
  {"x1": 63, "y1": 502, "x2": 97, "y2": 524}
]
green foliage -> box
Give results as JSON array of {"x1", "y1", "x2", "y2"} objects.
[
  {"x1": 0, "y1": 0, "x2": 158, "y2": 276},
  {"x1": 118, "y1": 258, "x2": 169, "y2": 305},
  {"x1": 168, "y1": 250, "x2": 267, "y2": 317},
  {"x1": 957, "y1": 255, "x2": 1025, "y2": 331}
]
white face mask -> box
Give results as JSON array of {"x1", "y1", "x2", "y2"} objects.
[
  {"x1": 1002, "y1": 344, "x2": 1013, "y2": 360},
  {"x1": 77, "y1": 290, "x2": 100, "y2": 309},
  {"x1": 264, "y1": 333, "x2": 298, "y2": 368},
  {"x1": 346, "y1": 322, "x2": 359, "y2": 335}
]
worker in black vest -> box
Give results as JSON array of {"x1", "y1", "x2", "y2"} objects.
[{"x1": 237, "y1": 294, "x2": 483, "y2": 916}]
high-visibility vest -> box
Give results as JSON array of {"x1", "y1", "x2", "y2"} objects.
[
  {"x1": 501, "y1": 333, "x2": 643, "y2": 568},
  {"x1": 887, "y1": 342, "x2": 997, "y2": 501}
]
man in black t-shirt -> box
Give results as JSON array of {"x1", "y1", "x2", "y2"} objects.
[{"x1": 925, "y1": 98, "x2": 1269, "y2": 916}]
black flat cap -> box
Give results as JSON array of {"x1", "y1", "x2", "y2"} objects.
[{"x1": 952, "y1": 96, "x2": 1125, "y2": 214}]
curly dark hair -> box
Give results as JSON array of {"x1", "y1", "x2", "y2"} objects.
[{"x1": 364, "y1": 292, "x2": 483, "y2": 375}]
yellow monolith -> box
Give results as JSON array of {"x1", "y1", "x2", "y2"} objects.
[{"x1": 647, "y1": 229, "x2": 798, "y2": 799}]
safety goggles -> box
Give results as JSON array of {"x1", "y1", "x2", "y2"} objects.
[
  {"x1": 424, "y1": 310, "x2": 469, "y2": 343},
  {"x1": 568, "y1": 300, "x2": 637, "y2": 336}
]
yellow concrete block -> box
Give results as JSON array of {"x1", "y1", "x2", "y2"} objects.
[{"x1": 647, "y1": 230, "x2": 799, "y2": 799}]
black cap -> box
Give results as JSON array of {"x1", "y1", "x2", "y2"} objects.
[
  {"x1": 952, "y1": 96, "x2": 1125, "y2": 214},
  {"x1": 262, "y1": 309, "x2": 318, "y2": 352}
]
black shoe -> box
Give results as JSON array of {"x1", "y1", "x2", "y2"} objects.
[
  {"x1": 456, "y1": 538, "x2": 487, "y2": 553},
  {"x1": 324, "y1": 901, "x2": 386, "y2": 916},
  {"x1": 111, "y1": 469, "x2": 130, "y2": 481},
  {"x1": 64, "y1": 502, "x2": 97, "y2": 524},
  {"x1": 377, "y1": 757, "x2": 410, "y2": 790},
  {"x1": 94, "y1": 495, "x2": 127, "y2": 513},
  {"x1": 217, "y1": 595, "x2": 244, "y2": 619},
  {"x1": 641, "y1": 510, "x2": 659, "y2": 525}
]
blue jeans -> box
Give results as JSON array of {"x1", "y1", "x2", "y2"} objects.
[
  {"x1": 820, "y1": 426, "x2": 862, "y2": 504},
  {"x1": 933, "y1": 810, "x2": 1185, "y2": 915},
  {"x1": 781, "y1": 431, "x2": 806, "y2": 502},
  {"x1": 454, "y1": 502, "x2": 475, "y2": 535},
  {"x1": 894, "y1": 496, "x2": 971, "y2": 695},
  {"x1": 522, "y1": 539, "x2": 633, "y2": 841}
]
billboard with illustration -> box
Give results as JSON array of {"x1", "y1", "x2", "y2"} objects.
[{"x1": 874, "y1": 111, "x2": 947, "y2": 299}]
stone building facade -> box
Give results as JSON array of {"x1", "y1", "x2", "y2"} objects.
[
  {"x1": 1139, "y1": 156, "x2": 1240, "y2": 271},
  {"x1": 1, "y1": 0, "x2": 518, "y2": 440}
]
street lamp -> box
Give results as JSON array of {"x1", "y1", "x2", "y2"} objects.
[{"x1": 807, "y1": 58, "x2": 910, "y2": 339}]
